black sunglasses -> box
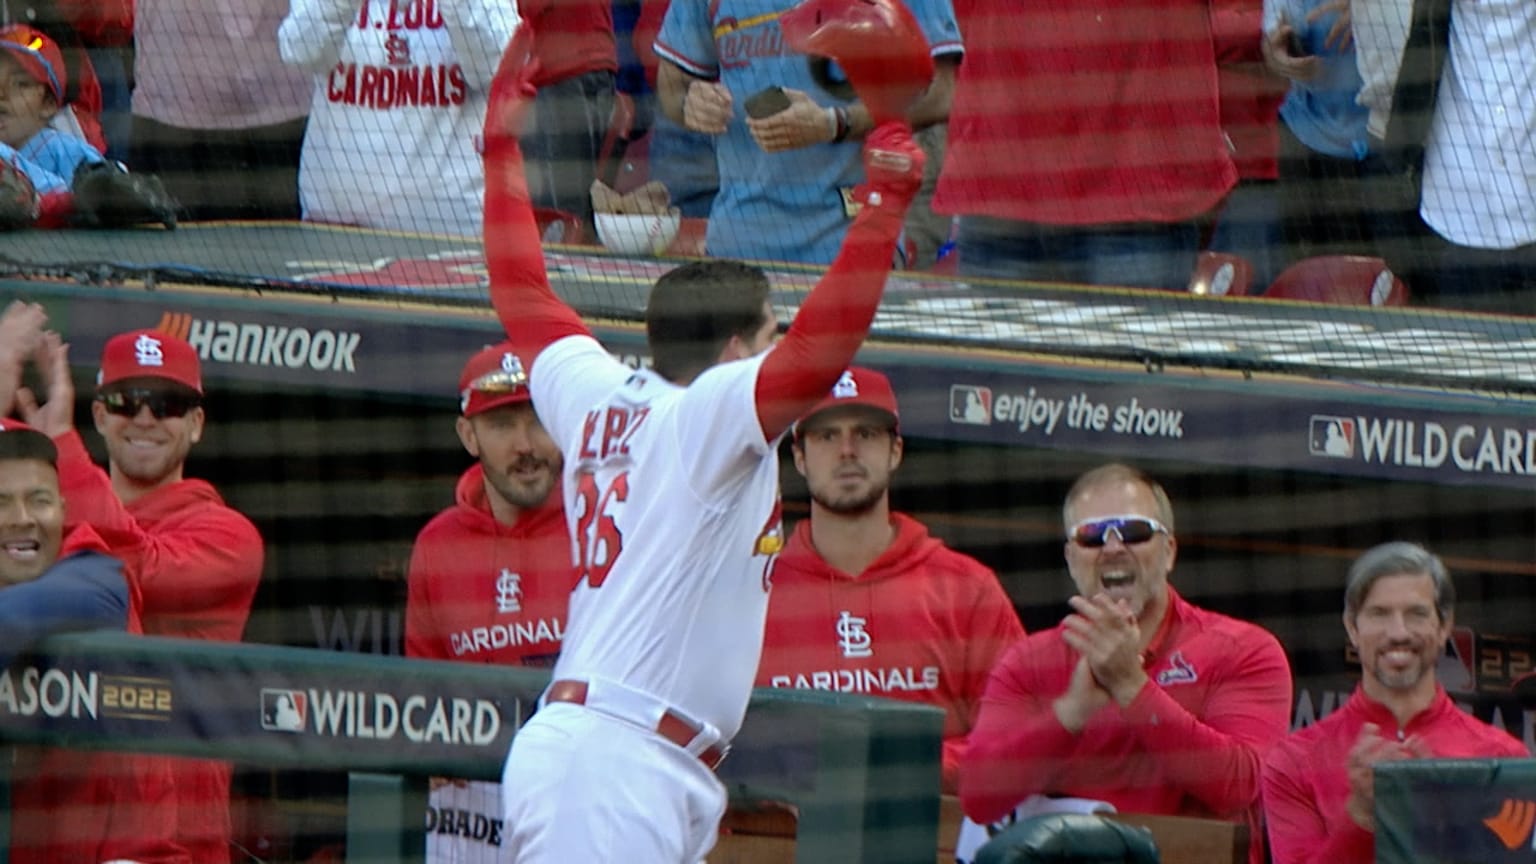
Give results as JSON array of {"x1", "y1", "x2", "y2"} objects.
[
  {"x1": 1068, "y1": 515, "x2": 1169, "y2": 548},
  {"x1": 98, "y1": 388, "x2": 201, "y2": 420}
]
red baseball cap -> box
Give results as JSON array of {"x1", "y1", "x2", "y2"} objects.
[
  {"x1": 96, "y1": 329, "x2": 203, "y2": 395},
  {"x1": 796, "y1": 366, "x2": 900, "y2": 434},
  {"x1": 0, "y1": 418, "x2": 58, "y2": 466},
  {"x1": 459, "y1": 342, "x2": 531, "y2": 417},
  {"x1": 0, "y1": 25, "x2": 66, "y2": 104}
]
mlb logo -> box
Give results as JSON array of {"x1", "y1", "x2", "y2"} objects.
[
  {"x1": 260, "y1": 688, "x2": 307, "y2": 732},
  {"x1": 1308, "y1": 415, "x2": 1355, "y2": 458},
  {"x1": 950, "y1": 385, "x2": 993, "y2": 426}
]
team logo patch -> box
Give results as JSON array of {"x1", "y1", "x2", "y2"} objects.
[
  {"x1": 1308, "y1": 415, "x2": 1355, "y2": 458},
  {"x1": 261, "y1": 688, "x2": 307, "y2": 732},
  {"x1": 949, "y1": 385, "x2": 992, "y2": 426},
  {"x1": 495, "y1": 569, "x2": 523, "y2": 614},
  {"x1": 836, "y1": 611, "x2": 873, "y2": 658},
  {"x1": 134, "y1": 333, "x2": 165, "y2": 367},
  {"x1": 1155, "y1": 651, "x2": 1198, "y2": 686},
  {"x1": 832, "y1": 370, "x2": 858, "y2": 399}
]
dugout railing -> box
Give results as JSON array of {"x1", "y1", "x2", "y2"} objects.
[{"x1": 0, "y1": 631, "x2": 944, "y2": 863}]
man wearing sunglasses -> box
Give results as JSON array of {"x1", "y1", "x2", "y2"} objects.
[
  {"x1": 960, "y1": 463, "x2": 1291, "y2": 864},
  {"x1": 406, "y1": 342, "x2": 577, "y2": 863},
  {"x1": 15, "y1": 325, "x2": 264, "y2": 864},
  {"x1": 756, "y1": 366, "x2": 1024, "y2": 795}
]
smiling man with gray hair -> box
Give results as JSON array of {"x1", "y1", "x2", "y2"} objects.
[{"x1": 1262, "y1": 541, "x2": 1528, "y2": 864}]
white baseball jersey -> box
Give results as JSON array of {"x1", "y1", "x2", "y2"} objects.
[{"x1": 529, "y1": 334, "x2": 784, "y2": 741}]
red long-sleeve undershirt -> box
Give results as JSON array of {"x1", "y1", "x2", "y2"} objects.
[{"x1": 482, "y1": 50, "x2": 907, "y2": 443}]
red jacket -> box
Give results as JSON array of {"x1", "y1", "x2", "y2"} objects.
[
  {"x1": 520, "y1": 0, "x2": 617, "y2": 85},
  {"x1": 1210, "y1": 0, "x2": 1286, "y2": 179},
  {"x1": 756, "y1": 513, "x2": 1024, "y2": 792},
  {"x1": 54, "y1": 429, "x2": 264, "y2": 864},
  {"x1": 10, "y1": 748, "x2": 188, "y2": 864},
  {"x1": 1262, "y1": 685, "x2": 1529, "y2": 864},
  {"x1": 961, "y1": 588, "x2": 1291, "y2": 864},
  {"x1": 50, "y1": 0, "x2": 133, "y2": 46},
  {"x1": 405, "y1": 464, "x2": 577, "y2": 666},
  {"x1": 936, "y1": 0, "x2": 1237, "y2": 225},
  {"x1": 9, "y1": 524, "x2": 189, "y2": 864}
]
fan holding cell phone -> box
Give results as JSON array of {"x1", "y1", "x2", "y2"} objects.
[{"x1": 651, "y1": 0, "x2": 964, "y2": 266}]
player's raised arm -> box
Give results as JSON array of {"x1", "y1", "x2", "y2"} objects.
[
  {"x1": 482, "y1": 25, "x2": 592, "y2": 367},
  {"x1": 753, "y1": 128, "x2": 923, "y2": 439},
  {"x1": 751, "y1": 0, "x2": 935, "y2": 440}
]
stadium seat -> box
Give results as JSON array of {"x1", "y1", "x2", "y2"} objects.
[
  {"x1": 1263, "y1": 255, "x2": 1409, "y2": 306},
  {"x1": 1187, "y1": 251, "x2": 1252, "y2": 297},
  {"x1": 534, "y1": 207, "x2": 586, "y2": 245}
]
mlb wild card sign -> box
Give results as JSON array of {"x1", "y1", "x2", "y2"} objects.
[
  {"x1": 0, "y1": 632, "x2": 543, "y2": 780},
  {"x1": 914, "y1": 368, "x2": 1534, "y2": 491}
]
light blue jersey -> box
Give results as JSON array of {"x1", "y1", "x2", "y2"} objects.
[
  {"x1": 656, "y1": 0, "x2": 960, "y2": 265},
  {"x1": 2, "y1": 128, "x2": 104, "y2": 195},
  {"x1": 1267, "y1": 0, "x2": 1370, "y2": 160}
]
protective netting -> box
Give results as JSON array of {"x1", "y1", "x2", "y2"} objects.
[{"x1": 0, "y1": 0, "x2": 1532, "y2": 860}]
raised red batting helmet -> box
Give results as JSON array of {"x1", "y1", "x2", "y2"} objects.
[{"x1": 778, "y1": 0, "x2": 935, "y2": 125}]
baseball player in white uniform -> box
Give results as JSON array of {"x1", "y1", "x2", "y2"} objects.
[{"x1": 479, "y1": 18, "x2": 933, "y2": 863}]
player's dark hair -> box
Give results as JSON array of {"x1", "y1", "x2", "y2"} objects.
[
  {"x1": 1344, "y1": 541, "x2": 1455, "y2": 625},
  {"x1": 646, "y1": 260, "x2": 772, "y2": 384},
  {"x1": 0, "y1": 427, "x2": 58, "y2": 467}
]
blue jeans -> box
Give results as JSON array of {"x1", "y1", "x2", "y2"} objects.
[
  {"x1": 89, "y1": 46, "x2": 133, "y2": 162},
  {"x1": 1207, "y1": 180, "x2": 1284, "y2": 293},
  {"x1": 957, "y1": 215, "x2": 1202, "y2": 291},
  {"x1": 1420, "y1": 236, "x2": 1536, "y2": 318},
  {"x1": 646, "y1": 115, "x2": 718, "y2": 220},
  {"x1": 523, "y1": 70, "x2": 617, "y2": 230}
]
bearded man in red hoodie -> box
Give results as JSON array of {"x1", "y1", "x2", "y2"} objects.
[
  {"x1": 405, "y1": 341, "x2": 577, "y2": 862},
  {"x1": 17, "y1": 324, "x2": 263, "y2": 864},
  {"x1": 755, "y1": 366, "x2": 1024, "y2": 794}
]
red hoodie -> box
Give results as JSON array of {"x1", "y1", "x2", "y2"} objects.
[
  {"x1": 405, "y1": 464, "x2": 577, "y2": 666},
  {"x1": 756, "y1": 513, "x2": 1024, "y2": 792},
  {"x1": 9, "y1": 524, "x2": 189, "y2": 864},
  {"x1": 1263, "y1": 685, "x2": 1529, "y2": 864},
  {"x1": 52, "y1": 428, "x2": 264, "y2": 864}
]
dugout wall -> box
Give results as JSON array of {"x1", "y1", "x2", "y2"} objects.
[{"x1": 1, "y1": 225, "x2": 1532, "y2": 853}]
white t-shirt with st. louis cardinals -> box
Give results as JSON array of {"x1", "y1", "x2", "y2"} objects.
[
  {"x1": 531, "y1": 334, "x2": 784, "y2": 742},
  {"x1": 279, "y1": 0, "x2": 517, "y2": 236}
]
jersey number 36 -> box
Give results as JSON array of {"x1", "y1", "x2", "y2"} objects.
[{"x1": 574, "y1": 470, "x2": 628, "y2": 588}]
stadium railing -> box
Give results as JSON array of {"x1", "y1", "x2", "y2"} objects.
[{"x1": 0, "y1": 631, "x2": 944, "y2": 864}]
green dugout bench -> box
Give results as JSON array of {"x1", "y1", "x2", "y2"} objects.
[{"x1": 0, "y1": 632, "x2": 943, "y2": 863}]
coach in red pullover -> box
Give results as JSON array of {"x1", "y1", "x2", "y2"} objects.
[
  {"x1": 1262, "y1": 542, "x2": 1528, "y2": 864},
  {"x1": 960, "y1": 463, "x2": 1291, "y2": 864},
  {"x1": 757, "y1": 367, "x2": 1023, "y2": 793},
  {"x1": 21, "y1": 327, "x2": 263, "y2": 864}
]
